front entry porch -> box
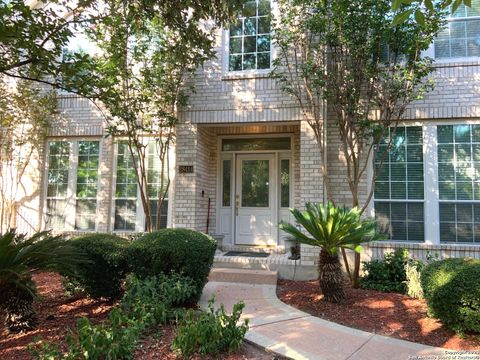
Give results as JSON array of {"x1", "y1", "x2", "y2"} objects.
[{"x1": 216, "y1": 134, "x2": 296, "y2": 249}]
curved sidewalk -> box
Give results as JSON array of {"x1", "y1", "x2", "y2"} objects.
[{"x1": 200, "y1": 277, "x2": 445, "y2": 360}]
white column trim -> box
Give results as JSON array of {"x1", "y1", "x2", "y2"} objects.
[{"x1": 424, "y1": 124, "x2": 440, "y2": 245}]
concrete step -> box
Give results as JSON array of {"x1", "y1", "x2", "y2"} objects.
[{"x1": 209, "y1": 268, "x2": 278, "y2": 285}]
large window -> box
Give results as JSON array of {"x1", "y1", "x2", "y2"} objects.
[
  {"x1": 75, "y1": 141, "x2": 100, "y2": 230},
  {"x1": 113, "y1": 140, "x2": 169, "y2": 232},
  {"x1": 374, "y1": 127, "x2": 425, "y2": 242},
  {"x1": 374, "y1": 124, "x2": 480, "y2": 245},
  {"x1": 45, "y1": 140, "x2": 100, "y2": 231},
  {"x1": 46, "y1": 142, "x2": 71, "y2": 229},
  {"x1": 228, "y1": 0, "x2": 271, "y2": 71},
  {"x1": 437, "y1": 124, "x2": 480, "y2": 243},
  {"x1": 434, "y1": 0, "x2": 480, "y2": 59}
]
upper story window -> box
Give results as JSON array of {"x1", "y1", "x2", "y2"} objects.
[
  {"x1": 228, "y1": 0, "x2": 271, "y2": 71},
  {"x1": 434, "y1": 0, "x2": 480, "y2": 59}
]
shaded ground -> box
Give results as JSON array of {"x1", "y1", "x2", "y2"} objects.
[
  {"x1": 0, "y1": 272, "x2": 283, "y2": 360},
  {"x1": 277, "y1": 279, "x2": 480, "y2": 350}
]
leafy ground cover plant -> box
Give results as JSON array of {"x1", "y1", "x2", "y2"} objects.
[
  {"x1": 30, "y1": 273, "x2": 197, "y2": 360},
  {"x1": 172, "y1": 298, "x2": 249, "y2": 357},
  {"x1": 280, "y1": 202, "x2": 381, "y2": 303},
  {"x1": 421, "y1": 258, "x2": 480, "y2": 335},
  {"x1": 0, "y1": 230, "x2": 86, "y2": 333}
]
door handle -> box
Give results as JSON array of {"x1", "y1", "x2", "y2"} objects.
[{"x1": 235, "y1": 195, "x2": 239, "y2": 216}]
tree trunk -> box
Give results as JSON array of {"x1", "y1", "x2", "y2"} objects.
[{"x1": 318, "y1": 248, "x2": 345, "y2": 303}]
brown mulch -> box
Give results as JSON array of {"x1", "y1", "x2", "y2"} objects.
[
  {"x1": 277, "y1": 279, "x2": 480, "y2": 350},
  {"x1": 0, "y1": 272, "x2": 114, "y2": 360},
  {"x1": 0, "y1": 272, "x2": 283, "y2": 360}
]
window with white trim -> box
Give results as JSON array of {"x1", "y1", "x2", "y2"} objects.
[
  {"x1": 434, "y1": 0, "x2": 480, "y2": 59},
  {"x1": 45, "y1": 140, "x2": 100, "y2": 231},
  {"x1": 437, "y1": 124, "x2": 480, "y2": 243},
  {"x1": 75, "y1": 141, "x2": 100, "y2": 230},
  {"x1": 228, "y1": 0, "x2": 271, "y2": 71},
  {"x1": 46, "y1": 141, "x2": 71, "y2": 229},
  {"x1": 113, "y1": 140, "x2": 169, "y2": 232},
  {"x1": 374, "y1": 127, "x2": 425, "y2": 242},
  {"x1": 373, "y1": 124, "x2": 480, "y2": 245}
]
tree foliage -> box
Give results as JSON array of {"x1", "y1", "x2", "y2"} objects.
[
  {"x1": 392, "y1": 0, "x2": 469, "y2": 25},
  {"x1": 57, "y1": 0, "x2": 243, "y2": 231}
]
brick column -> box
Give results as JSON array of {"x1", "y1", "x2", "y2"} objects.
[{"x1": 299, "y1": 120, "x2": 324, "y2": 266}]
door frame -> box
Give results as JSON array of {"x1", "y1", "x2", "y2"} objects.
[{"x1": 216, "y1": 134, "x2": 294, "y2": 247}]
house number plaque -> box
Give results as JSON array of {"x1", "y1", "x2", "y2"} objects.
[{"x1": 179, "y1": 165, "x2": 194, "y2": 174}]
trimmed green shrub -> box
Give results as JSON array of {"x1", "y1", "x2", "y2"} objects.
[
  {"x1": 66, "y1": 233, "x2": 129, "y2": 300},
  {"x1": 128, "y1": 229, "x2": 216, "y2": 301},
  {"x1": 360, "y1": 248, "x2": 410, "y2": 293},
  {"x1": 421, "y1": 258, "x2": 480, "y2": 334},
  {"x1": 172, "y1": 298, "x2": 249, "y2": 357}
]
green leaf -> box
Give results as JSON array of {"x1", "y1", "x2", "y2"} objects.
[
  {"x1": 391, "y1": 0, "x2": 403, "y2": 11},
  {"x1": 424, "y1": 0, "x2": 434, "y2": 11},
  {"x1": 464, "y1": 0, "x2": 472, "y2": 7},
  {"x1": 452, "y1": 0, "x2": 463, "y2": 13},
  {"x1": 415, "y1": 10, "x2": 426, "y2": 25},
  {"x1": 392, "y1": 9, "x2": 414, "y2": 25}
]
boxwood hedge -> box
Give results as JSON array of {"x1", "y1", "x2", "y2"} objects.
[
  {"x1": 128, "y1": 229, "x2": 216, "y2": 301},
  {"x1": 67, "y1": 233, "x2": 130, "y2": 299},
  {"x1": 421, "y1": 258, "x2": 480, "y2": 334}
]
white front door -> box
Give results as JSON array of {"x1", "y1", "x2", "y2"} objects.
[{"x1": 235, "y1": 153, "x2": 277, "y2": 245}]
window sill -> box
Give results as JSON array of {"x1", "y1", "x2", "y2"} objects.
[
  {"x1": 433, "y1": 58, "x2": 480, "y2": 68},
  {"x1": 368, "y1": 240, "x2": 480, "y2": 249},
  {"x1": 221, "y1": 70, "x2": 272, "y2": 81}
]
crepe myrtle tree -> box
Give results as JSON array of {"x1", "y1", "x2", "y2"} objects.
[
  {"x1": 273, "y1": 0, "x2": 445, "y2": 287},
  {"x1": 59, "y1": 0, "x2": 243, "y2": 232}
]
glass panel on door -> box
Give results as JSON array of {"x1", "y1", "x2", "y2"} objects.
[{"x1": 241, "y1": 159, "x2": 269, "y2": 207}]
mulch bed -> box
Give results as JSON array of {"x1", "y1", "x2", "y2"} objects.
[
  {"x1": 277, "y1": 279, "x2": 480, "y2": 350},
  {"x1": 0, "y1": 272, "x2": 283, "y2": 360}
]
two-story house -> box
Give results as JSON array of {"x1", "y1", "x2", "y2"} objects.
[{"x1": 5, "y1": 0, "x2": 480, "y2": 277}]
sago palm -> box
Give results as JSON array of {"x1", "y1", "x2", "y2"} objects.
[
  {"x1": 279, "y1": 202, "x2": 381, "y2": 303},
  {"x1": 0, "y1": 230, "x2": 87, "y2": 332}
]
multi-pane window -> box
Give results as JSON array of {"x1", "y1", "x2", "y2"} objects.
[
  {"x1": 114, "y1": 140, "x2": 170, "y2": 232},
  {"x1": 114, "y1": 141, "x2": 138, "y2": 231},
  {"x1": 229, "y1": 0, "x2": 271, "y2": 71},
  {"x1": 45, "y1": 140, "x2": 100, "y2": 231},
  {"x1": 75, "y1": 141, "x2": 100, "y2": 230},
  {"x1": 46, "y1": 142, "x2": 70, "y2": 229},
  {"x1": 437, "y1": 124, "x2": 480, "y2": 243},
  {"x1": 434, "y1": 0, "x2": 480, "y2": 58},
  {"x1": 374, "y1": 127, "x2": 425, "y2": 241}
]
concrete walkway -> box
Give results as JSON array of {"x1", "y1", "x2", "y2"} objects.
[{"x1": 200, "y1": 270, "x2": 445, "y2": 360}]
